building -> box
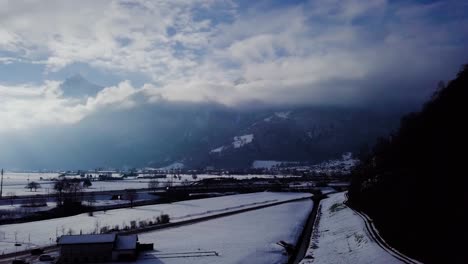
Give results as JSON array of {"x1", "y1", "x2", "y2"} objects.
[
  {"x1": 57, "y1": 234, "x2": 138, "y2": 263},
  {"x1": 113, "y1": 235, "x2": 139, "y2": 261}
]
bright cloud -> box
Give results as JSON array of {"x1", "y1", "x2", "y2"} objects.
[
  {"x1": 0, "y1": 0, "x2": 467, "y2": 130},
  {"x1": 0, "y1": 80, "x2": 141, "y2": 131}
]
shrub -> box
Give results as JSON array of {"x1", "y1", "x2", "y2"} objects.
[{"x1": 160, "y1": 214, "x2": 170, "y2": 224}]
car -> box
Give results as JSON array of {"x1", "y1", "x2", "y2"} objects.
[
  {"x1": 38, "y1": 254, "x2": 54, "y2": 261},
  {"x1": 30, "y1": 248, "x2": 44, "y2": 255}
]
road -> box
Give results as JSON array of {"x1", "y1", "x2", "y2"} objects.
[{"x1": 0, "y1": 246, "x2": 58, "y2": 264}]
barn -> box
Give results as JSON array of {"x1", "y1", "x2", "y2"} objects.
[{"x1": 57, "y1": 234, "x2": 138, "y2": 263}]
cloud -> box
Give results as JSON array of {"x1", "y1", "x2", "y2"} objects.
[
  {"x1": 0, "y1": 0, "x2": 467, "y2": 129},
  {"x1": 0, "y1": 80, "x2": 141, "y2": 131}
]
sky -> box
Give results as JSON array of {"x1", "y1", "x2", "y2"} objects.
[{"x1": 0, "y1": 0, "x2": 467, "y2": 132}]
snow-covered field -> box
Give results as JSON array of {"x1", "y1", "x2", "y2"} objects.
[
  {"x1": 0, "y1": 173, "x2": 150, "y2": 196},
  {"x1": 0, "y1": 172, "x2": 299, "y2": 197},
  {"x1": 137, "y1": 199, "x2": 313, "y2": 264},
  {"x1": 0, "y1": 192, "x2": 311, "y2": 254},
  {"x1": 300, "y1": 192, "x2": 402, "y2": 264}
]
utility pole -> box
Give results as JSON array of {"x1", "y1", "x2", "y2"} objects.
[{"x1": 0, "y1": 168, "x2": 3, "y2": 199}]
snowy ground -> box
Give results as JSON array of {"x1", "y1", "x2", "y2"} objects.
[
  {"x1": 0, "y1": 172, "x2": 149, "y2": 196},
  {"x1": 299, "y1": 192, "x2": 402, "y2": 264},
  {"x1": 136, "y1": 199, "x2": 313, "y2": 264},
  {"x1": 0, "y1": 192, "x2": 311, "y2": 255},
  {"x1": 0, "y1": 172, "x2": 299, "y2": 197},
  {"x1": 309, "y1": 152, "x2": 358, "y2": 175}
]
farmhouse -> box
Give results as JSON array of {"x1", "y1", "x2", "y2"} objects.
[{"x1": 57, "y1": 234, "x2": 138, "y2": 263}]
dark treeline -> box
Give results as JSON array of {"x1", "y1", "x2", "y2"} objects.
[{"x1": 348, "y1": 65, "x2": 467, "y2": 263}]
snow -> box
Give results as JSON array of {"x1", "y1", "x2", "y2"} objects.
[
  {"x1": 158, "y1": 162, "x2": 184, "y2": 170},
  {"x1": 137, "y1": 198, "x2": 313, "y2": 264},
  {"x1": 252, "y1": 160, "x2": 283, "y2": 169},
  {"x1": 275, "y1": 111, "x2": 291, "y2": 119},
  {"x1": 0, "y1": 173, "x2": 303, "y2": 198},
  {"x1": 0, "y1": 192, "x2": 311, "y2": 254},
  {"x1": 299, "y1": 192, "x2": 402, "y2": 264},
  {"x1": 210, "y1": 146, "x2": 225, "y2": 153},
  {"x1": 317, "y1": 187, "x2": 336, "y2": 195},
  {"x1": 209, "y1": 134, "x2": 254, "y2": 153},
  {"x1": 264, "y1": 111, "x2": 291, "y2": 122},
  {"x1": 0, "y1": 172, "x2": 155, "y2": 196},
  {"x1": 0, "y1": 203, "x2": 56, "y2": 220},
  {"x1": 232, "y1": 134, "x2": 254, "y2": 148},
  {"x1": 310, "y1": 152, "x2": 358, "y2": 175}
]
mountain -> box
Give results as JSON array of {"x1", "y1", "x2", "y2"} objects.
[
  {"x1": 348, "y1": 64, "x2": 467, "y2": 263},
  {"x1": 204, "y1": 108, "x2": 401, "y2": 168},
  {"x1": 0, "y1": 76, "x2": 408, "y2": 170},
  {"x1": 60, "y1": 74, "x2": 103, "y2": 99}
]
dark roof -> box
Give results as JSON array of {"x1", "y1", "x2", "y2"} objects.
[{"x1": 58, "y1": 234, "x2": 116, "y2": 245}]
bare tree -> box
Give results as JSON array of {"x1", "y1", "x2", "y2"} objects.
[
  {"x1": 124, "y1": 189, "x2": 138, "y2": 207},
  {"x1": 54, "y1": 178, "x2": 83, "y2": 207},
  {"x1": 83, "y1": 178, "x2": 92, "y2": 188},
  {"x1": 6, "y1": 192, "x2": 15, "y2": 206},
  {"x1": 148, "y1": 179, "x2": 159, "y2": 193},
  {"x1": 25, "y1": 181, "x2": 41, "y2": 192},
  {"x1": 86, "y1": 192, "x2": 96, "y2": 207}
]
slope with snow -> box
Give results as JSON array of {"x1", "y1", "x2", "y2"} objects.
[
  {"x1": 210, "y1": 146, "x2": 225, "y2": 153},
  {"x1": 264, "y1": 111, "x2": 292, "y2": 122},
  {"x1": 252, "y1": 160, "x2": 283, "y2": 169},
  {"x1": 209, "y1": 134, "x2": 254, "y2": 154},
  {"x1": 137, "y1": 198, "x2": 313, "y2": 264},
  {"x1": 0, "y1": 192, "x2": 311, "y2": 254},
  {"x1": 300, "y1": 192, "x2": 403, "y2": 264},
  {"x1": 158, "y1": 162, "x2": 185, "y2": 170},
  {"x1": 232, "y1": 134, "x2": 254, "y2": 148}
]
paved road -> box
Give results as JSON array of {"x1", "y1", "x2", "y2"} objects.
[{"x1": 0, "y1": 247, "x2": 58, "y2": 264}]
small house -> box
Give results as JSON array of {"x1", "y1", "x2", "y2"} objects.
[{"x1": 57, "y1": 234, "x2": 138, "y2": 263}]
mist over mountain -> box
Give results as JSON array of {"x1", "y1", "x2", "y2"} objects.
[
  {"x1": 0, "y1": 76, "x2": 410, "y2": 170},
  {"x1": 60, "y1": 74, "x2": 103, "y2": 99}
]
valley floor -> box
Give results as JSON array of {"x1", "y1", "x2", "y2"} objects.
[
  {"x1": 135, "y1": 199, "x2": 313, "y2": 264},
  {"x1": 0, "y1": 192, "x2": 311, "y2": 255}
]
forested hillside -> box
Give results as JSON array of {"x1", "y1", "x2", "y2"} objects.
[{"x1": 349, "y1": 65, "x2": 468, "y2": 263}]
